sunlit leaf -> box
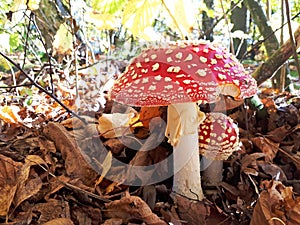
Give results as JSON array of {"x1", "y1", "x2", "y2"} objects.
[
  {"x1": 52, "y1": 23, "x2": 73, "y2": 55},
  {"x1": 0, "y1": 57, "x2": 11, "y2": 71},
  {"x1": 95, "y1": 151, "x2": 112, "y2": 185},
  {"x1": 9, "y1": 33, "x2": 21, "y2": 51},
  {"x1": 28, "y1": 0, "x2": 40, "y2": 10},
  {"x1": 11, "y1": 0, "x2": 26, "y2": 11},
  {"x1": 0, "y1": 105, "x2": 22, "y2": 124},
  {"x1": 162, "y1": 0, "x2": 196, "y2": 38},
  {"x1": 91, "y1": 0, "x2": 126, "y2": 14},
  {"x1": 122, "y1": 0, "x2": 161, "y2": 39},
  {"x1": 85, "y1": 11, "x2": 118, "y2": 30}
]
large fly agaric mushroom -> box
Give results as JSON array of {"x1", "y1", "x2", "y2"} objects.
[
  {"x1": 110, "y1": 40, "x2": 257, "y2": 200},
  {"x1": 199, "y1": 112, "x2": 240, "y2": 188}
]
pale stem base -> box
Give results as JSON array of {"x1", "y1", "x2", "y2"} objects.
[
  {"x1": 166, "y1": 102, "x2": 205, "y2": 201},
  {"x1": 173, "y1": 133, "x2": 204, "y2": 200}
]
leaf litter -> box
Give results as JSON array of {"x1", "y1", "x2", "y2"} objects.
[{"x1": 0, "y1": 65, "x2": 300, "y2": 225}]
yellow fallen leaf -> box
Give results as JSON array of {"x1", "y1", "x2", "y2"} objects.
[
  {"x1": 0, "y1": 105, "x2": 22, "y2": 124},
  {"x1": 97, "y1": 113, "x2": 134, "y2": 138},
  {"x1": 95, "y1": 151, "x2": 112, "y2": 186}
]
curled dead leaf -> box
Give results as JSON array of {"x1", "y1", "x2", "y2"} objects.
[
  {"x1": 43, "y1": 122, "x2": 98, "y2": 186},
  {"x1": 33, "y1": 199, "x2": 71, "y2": 224},
  {"x1": 43, "y1": 218, "x2": 74, "y2": 225},
  {"x1": 251, "y1": 137, "x2": 278, "y2": 162},
  {"x1": 0, "y1": 154, "x2": 22, "y2": 216},
  {"x1": 104, "y1": 195, "x2": 167, "y2": 224},
  {"x1": 251, "y1": 180, "x2": 300, "y2": 225},
  {"x1": 13, "y1": 155, "x2": 48, "y2": 209},
  {"x1": 139, "y1": 106, "x2": 162, "y2": 129}
]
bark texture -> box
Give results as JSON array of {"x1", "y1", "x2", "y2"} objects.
[
  {"x1": 244, "y1": 0, "x2": 279, "y2": 56},
  {"x1": 252, "y1": 25, "x2": 300, "y2": 85}
]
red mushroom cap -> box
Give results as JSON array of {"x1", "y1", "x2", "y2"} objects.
[
  {"x1": 110, "y1": 40, "x2": 257, "y2": 107},
  {"x1": 199, "y1": 112, "x2": 239, "y2": 160}
]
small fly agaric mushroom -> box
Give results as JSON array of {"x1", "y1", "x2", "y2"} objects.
[
  {"x1": 199, "y1": 112, "x2": 240, "y2": 187},
  {"x1": 110, "y1": 40, "x2": 257, "y2": 200}
]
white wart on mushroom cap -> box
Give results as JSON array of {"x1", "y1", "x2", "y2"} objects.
[
  {"x1": 199, "y1": 112, "x2": 240, "y2": 160},
  {"x1": 110, "y1": 40, "x2": 257, "y2": 107}
]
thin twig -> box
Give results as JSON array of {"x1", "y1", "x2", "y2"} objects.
[
  {"x1": 161, "y1": 0, "x2": 185, "y2": 39},
  {"x1": 203, "y1": 0, "x2": 243, "y2": 40},
  {"x1": 219, "y1": 0, "x2": 234, "y2": 53},
  {"x1": 0, "y1": 84, "x2": 32, "y2": 89},
  {"x1": 0, "y1": 155, "x2": 111, "y2": 203},
  {"x1": 241, "y1": 11, "x2": 300, "y2": 60},
  {"x1": 284, "y1": 0, "x2": 300, "y2": 79},
  {"x1": 0, "y1": 52, "x2": 87, "y2": 124},
  {"x1": 22, "y1": 12, "x2": 33, "y2": 69},
  {"x1": 31, "y1": 13, "x2": 55, "y2": 93}
]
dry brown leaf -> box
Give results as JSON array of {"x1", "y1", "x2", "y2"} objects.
[
  {"x1": 33, "y1": 199, "x2": 71, "y2": 224},
  {"x1": 0, "y1": 154, "x2": 22, "y2": 216},
  {"x1": 266, "y1": 125, "x2": 291, "y2": 143},
  {"x1": 43, "y1": 122, "x2": 98, "y2": 186},
  {"x1": 45, "y1": 175, "x2": 71, "y2": 201},
  {"x1": 104, "y1": 195, "x2": 167, "y2": 224},
  {"x1": 241, "y1": 152, "x2": 265, "y2": 173},
  {"x1": 126, "y1": 146, "x2": 170, "y2": 185},
  {"x1": 71, "y1": 205, "x2": 102, "y2": 225},
  {"x1": 104, "y1": 181, "x2": 120, "y2": 195},
  {"x1": 101, "y1": 218, "x2": 123, "y2": 225},
  {"x1": 251, "y1": 137, "x2": 278, "y2": 162},
  {"x1": 43, "y1": 218, "x2": 74, "y2": 225},
  {"x1": 0, "y1": 125, "x2": 23, "y2": 142},
  {"x1": 257, "y1": 161, "x2": 287, "y2": 181},
  {"x1": 104, "y1": 139, "x2": 125, "y2": 156},
  {"x1": 251, "y1": 180, "x2": 300, "y2": 225},
  {"x1": 61, "y1": 116, "x2": 96, "y2": 130},
  {"x1": 13, "y1": 155, "x2": 47, "y2": 209},
  {"x1": 139, "y1": 106, "x2": 162, "y2": 129},
  {"x1": 160, "y1": 208, "x2": 182, "y2": 225},
  {"x1": 172, "y1": 194, "x2": 210, "y2": 225},
  {"x1": 219, "y1": 182, "x2": 241, "y2": 196},
  {"x1": 213, "y1": 96, "x2": 244, "y2": 111}
]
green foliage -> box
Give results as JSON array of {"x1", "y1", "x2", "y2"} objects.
[{"x1": 9, "y1": 33, "x2": 21, "y2": 52}]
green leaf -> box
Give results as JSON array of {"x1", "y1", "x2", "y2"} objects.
[{"x1": 9, "y1": 33, "x2": 21, "y2": 51}]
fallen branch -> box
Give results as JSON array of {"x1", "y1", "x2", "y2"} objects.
[{"x1": 252, "y1": 25, "x2": 300, "y2": 85}]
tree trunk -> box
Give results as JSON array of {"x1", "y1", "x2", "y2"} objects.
[
  {"x1": 252, "y1": 25, "x2": 300, "y2": 85},
  {"x1": 244, "y1": 0, "x2": 279, "y2": 56},
  {"x1": 202, "y1": 0, "x2": 214, "y2": 41},
  {"x1": 35, "y1": 0, "x2": 65, "y2": 50},
  {"x1": 230, "y1": 2, "x2": 249, "y2": 59}
]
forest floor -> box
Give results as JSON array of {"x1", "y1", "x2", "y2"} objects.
[{"x1": 0, "y1": 60, "x2": 300, "y2": 225}]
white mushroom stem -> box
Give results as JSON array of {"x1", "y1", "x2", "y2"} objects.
[{"x1": 165, "y1": 102, "x2": 205, "y2": 200}]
